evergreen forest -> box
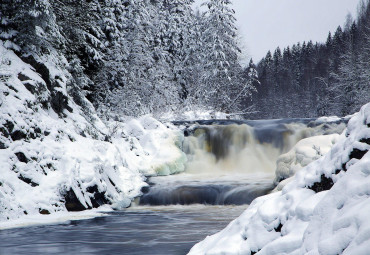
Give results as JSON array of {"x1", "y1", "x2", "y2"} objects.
[
  {"x1": 253, "y1": 1, "x2": 370, "y2": 118},
  {"x1": 0, "y1": 0, "x2": 369, "y2": 120}
]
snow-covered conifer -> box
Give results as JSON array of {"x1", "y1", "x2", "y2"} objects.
[{"x1": 196, "y1": 0, "x2": 254, "y2": 113}]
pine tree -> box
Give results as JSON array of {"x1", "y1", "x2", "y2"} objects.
[
  {"x1": 246, "y1": 59, "x2": 259, "y2": 88},
  {"x1": 0, "y1": 0, "x2": 62, "y2": 55},
  {"x1": 96, "y1": 0, "x2": 181, "y2": 117},
  {"x1": 0, "y1": 0, "x2": 21, "y2": 51},
  {"x1": 181, "y1": 9, "x2": 205, "y2": 109},
  {"x1": 161, "y1": 0, "x2": 195, "y2": 102},
  {"x1": 199, "y1": 0, "x2": 252, "y2": 113},
  {"x1": 53, "y1": 0, "x2": 105, "y2": 72}
]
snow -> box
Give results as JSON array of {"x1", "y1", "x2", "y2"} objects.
[
  {"x1": 0, "y1": 206, "x2": 112, "y2": 230},
  {"x1": 189, "y1": 103, "x2": 370, "y2": 255},
  {"x1": 0, "y1": 45, "x2": 186, "y2": 224},
  {"x1": 274, "y1": 133, "x2": 342, "y2": 190},
  {"x1": 108, "y1": 116, "x2": 187, "y2": 176},
  {"x1": 315, "y1": 115, "x2": 343, "y2": 123},
  {"x1": 159, "y1": 109, "x2": 231, "y2": 122}
]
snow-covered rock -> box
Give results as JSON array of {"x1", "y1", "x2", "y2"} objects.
[
  {"x1": 0, "y1": 45, "x2": 186, "y2": 224},
  {"x1": 274, "y1": 133, "x2": 342, "y2": 190},
  {"x1": 107, "y1": 116, "x2": 187, "y2": 177},
  {"x1": 188, "y1": 103, "x2": 370, "y2": 255}
]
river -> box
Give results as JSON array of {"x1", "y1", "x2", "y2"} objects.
[
  {"x1": 0, "y1": 118, "x2": 346, "y2": 254},
  {"x1": 0, "y1": 202, "x2": 247, "y2": 255}
]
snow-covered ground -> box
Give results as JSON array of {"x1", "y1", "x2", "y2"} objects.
[
  {"x1": 0, "y1": 44, "x2": 186, "y2": 225},
  {"x1": 188, "y1": 103, "x2": 370, "y2": 255}
]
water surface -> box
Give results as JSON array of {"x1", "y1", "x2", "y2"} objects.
[{"x1": 0, "y1": 205, "x2": 246, "y2": 255}]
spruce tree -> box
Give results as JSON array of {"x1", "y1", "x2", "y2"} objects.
[{"x1": 200, "y1": 0, "x2": 252, "y2": 113}]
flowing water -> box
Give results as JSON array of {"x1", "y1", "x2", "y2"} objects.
[
  {"x1": 0, "y1": 118, "x2": 346, "y2": 255},
  {"x1": 0, "y1": 205, "x2": 247, "y2": 255}
]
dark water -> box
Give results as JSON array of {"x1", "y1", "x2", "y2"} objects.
[
  {"x1": 0, "y1": 205, "x2": 246, "y2": 255},
  {"x1": 140, "y1": 175, "x2": 274, "y2": 206},
  {"x1": 0, "y1": 175, "x2": 273, "y2": 255}
]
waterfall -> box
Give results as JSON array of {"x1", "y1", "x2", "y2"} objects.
[
  {"x1": 138, "y1": 118, "x2": 346, "y2": 206},
  {"x1": 181, "y1": 119, "x2": 346, "y2": 175}
]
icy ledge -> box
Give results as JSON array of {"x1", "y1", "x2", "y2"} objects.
[{"x1": 189, "y1": 103, "x2": 370, "y2": 255}]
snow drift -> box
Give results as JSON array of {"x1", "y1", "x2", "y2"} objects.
[{"x1": 189, "y1": 103, "x2": 370, "y2": 255}]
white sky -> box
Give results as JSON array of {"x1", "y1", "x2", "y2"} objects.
[{"x1": 194, "y1": 0, "x2": 361, "y2": 62}]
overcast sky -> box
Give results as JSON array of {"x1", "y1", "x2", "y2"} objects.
[{"x1": 194, "y1": 0, "x2": 361, "y2": 62}]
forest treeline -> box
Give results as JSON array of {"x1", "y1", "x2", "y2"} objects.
[
  {"x1": 0, "y1": 0, "x2": 256, "y2": 119},
  {"x1": 252, "y1": 0, "x2": 370, "y2": 119},
  {"x1": 0, "y1": 0, "x2": 369, "y2": 120}
]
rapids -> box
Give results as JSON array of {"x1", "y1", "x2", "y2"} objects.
[{"x1": 138, "y1": 118, "x2": 346, "y2": 206}]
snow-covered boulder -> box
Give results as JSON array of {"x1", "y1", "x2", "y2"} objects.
[{"x1": 189, "y1": 103, "x2": 370, "y2": 255}]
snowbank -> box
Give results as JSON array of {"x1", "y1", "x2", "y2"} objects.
[
  {"x1": 274, "y1": 133, "x2": 342, "y2": 190},
  {"x1": 0, "y1": 45, "x2": 186, "y2": 223},
  {"x1": 0, "y1": 207, "x2": 111, "y2": 230},
  {"x1": 189, "y1": 103, "x2": 370, "y2": 255}
]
